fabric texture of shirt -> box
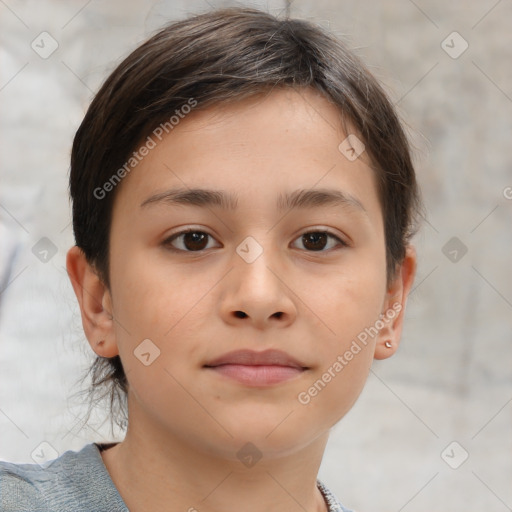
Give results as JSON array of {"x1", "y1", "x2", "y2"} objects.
[{"x1": 0, "y1": 443, "x2": 354, "y2": 512}]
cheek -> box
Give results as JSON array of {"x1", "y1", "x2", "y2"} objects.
[
  {"x1": 294, "y1": 283, "x2": 378, "y2": 426},
  {"x1": 297, "y1": 349, "x2": 373, "y2": 428},
  {"x1": 310, "y1": 250, "x2": 387, "y2": 347},
  {"x1": 110, "y1": 247, "x2": 201, "y2": 338},
  {"x1": 295, "y1": 251, "x2": 385, "y2": 420},
  {"x1": 109, "y1": 253, "x2": 208, "y2": 414},
  {"x1": 109, "y1": 249, "x2": 214, "y2": 384}
]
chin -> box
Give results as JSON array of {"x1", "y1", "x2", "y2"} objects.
[{"x1": 207, "y1": 414, "x2": 326, "y2": 460}]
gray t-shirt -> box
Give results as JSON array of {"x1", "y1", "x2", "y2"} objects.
[{"x1": 0, "y1": 443, "x2": 353, "y2": 511}]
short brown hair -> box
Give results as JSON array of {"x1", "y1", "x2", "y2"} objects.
[{"x1": 69, "y1": 6, "x2": 423, "y2": 429}]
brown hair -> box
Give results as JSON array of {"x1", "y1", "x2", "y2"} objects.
[{"x1": 69, "y1": 6, "x2": 423, "y2": 429}]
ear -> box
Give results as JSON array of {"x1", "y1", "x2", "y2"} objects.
[
  {"x1": 66, "y1": 245, "x2": 119, "y2": 358},
  {"x1": 374, "y1": 244, "x2": 417, "y2": 360}
]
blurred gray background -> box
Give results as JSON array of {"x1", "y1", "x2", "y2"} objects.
[{"x1": 1, "y1": 1, "x2": 511, "y2": 511}]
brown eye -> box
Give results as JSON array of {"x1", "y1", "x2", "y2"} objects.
[
  {"x1": 163, "y1": 229, "x2": 346, "y2": 254},
  {"x1": 163, "y1": 230, "x2": 217, "y2": 252},
  {"x1": 302, "y1": 232, "x2": 327, "y2": 251},
  {"x1": 292, "y1": 231, "x2": 346, "y2": 252}
]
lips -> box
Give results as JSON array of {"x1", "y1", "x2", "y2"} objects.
[
  {"x1": 204, "y1": 349, "x2": 308, "y2": 387},
  {"x1": 205, "y1": 349, "x2": 306, "y2": 369}
]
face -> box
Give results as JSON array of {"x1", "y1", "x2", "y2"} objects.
[{"x1": 74, "y1": 87, "x2": 413, "y2": 461}]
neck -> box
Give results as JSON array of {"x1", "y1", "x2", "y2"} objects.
[{"x1": 101, "y1": 416, "x2": 330, "y2": 512}]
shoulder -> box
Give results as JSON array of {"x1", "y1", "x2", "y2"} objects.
[
  {"x1": 0, "y1": 443, "x2": 105, "y2": 512},
  {"x1": 0, "y1": 457, "x2": 51, "y2": 511},
  {"x1": 317, "y1": 479, "x2": 357, "y2": 512}
]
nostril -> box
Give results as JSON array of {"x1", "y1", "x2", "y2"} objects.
[{"x1": 233, "y1": 311, "x2": 283, "y2": 319}]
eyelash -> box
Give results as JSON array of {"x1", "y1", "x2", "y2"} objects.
[{"x1": 162, "y1": 228, "x2": 348, "y2": 254}]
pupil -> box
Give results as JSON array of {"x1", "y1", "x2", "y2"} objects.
[
  {"x1": 304, "y1": 232, "x2": 326, "y2": 251},
  {"x1": 185, "y1": 232, "x2": 207, "y2": 251}
]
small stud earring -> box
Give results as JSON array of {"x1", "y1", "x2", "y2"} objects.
[{"x1": 385, "y1": 341, "x2": 392, "y2": 348}]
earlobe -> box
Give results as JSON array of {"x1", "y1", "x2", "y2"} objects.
[
  {"x1": 66, "y1": 245, "x2": 119, "y2": 358},
  {"x1": 374, "y1": 245, "x2": 417, "y2": 360}
]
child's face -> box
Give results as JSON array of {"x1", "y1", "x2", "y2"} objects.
[{"x1": 91, "y1": 87, "x2": 414, "y2": 458}]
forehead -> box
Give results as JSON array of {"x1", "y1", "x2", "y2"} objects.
[{"x1": 111, "y1": 87, "x2": 381, "y2": 223}]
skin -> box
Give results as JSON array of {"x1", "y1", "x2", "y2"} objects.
[{"x1": 66, "y1": 87, "x2": 416, "y2": 512}]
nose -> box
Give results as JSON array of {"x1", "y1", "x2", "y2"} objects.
[{"x1": 219, "y1": 242, "x2": 297, "y2": 330}]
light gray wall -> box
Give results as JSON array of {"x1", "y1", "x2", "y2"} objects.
[{"x1": 1, "y1": 1, "x2": 511, "y2": 511}]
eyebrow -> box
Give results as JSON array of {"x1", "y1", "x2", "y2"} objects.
[{"x1": 140, "y1": 187, "x2": 367, "y2": 215}]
